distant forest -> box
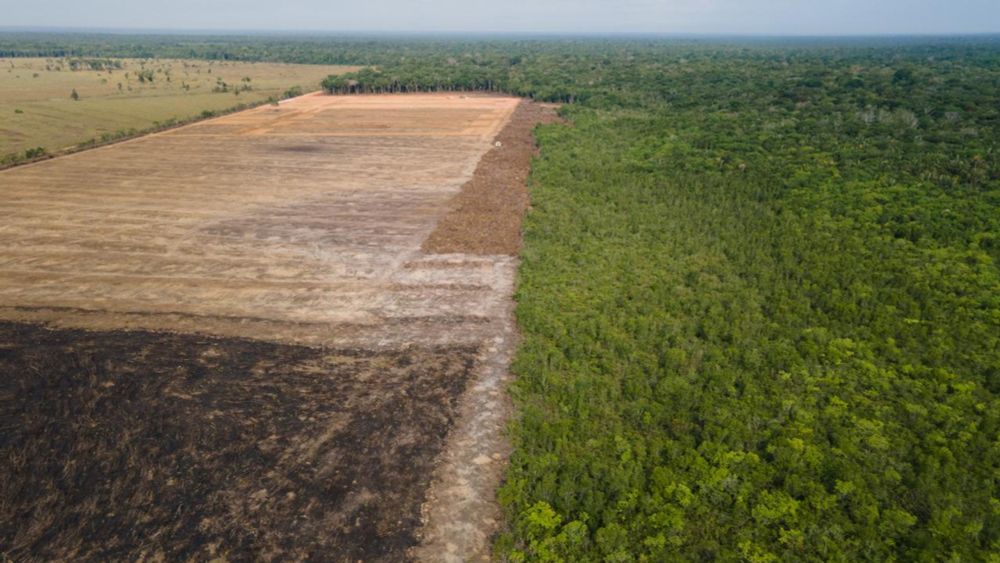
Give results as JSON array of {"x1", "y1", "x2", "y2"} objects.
[{"x1": 3, "y1": 32, "x2": 999, "y2": 561}]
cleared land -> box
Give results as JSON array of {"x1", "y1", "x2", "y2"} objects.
[
  {"x1": 0, "y1": 93, "x2": 518, "y2": 347},
  {"x1": 0, "y1": 93, "x2": 554, "y2": 560},
  {"x1": 424, "y1": 102, "x2": 563, "y2": 256},
  {"x1": 0, "y1": 58, "x2": 359, "y2": 157}
]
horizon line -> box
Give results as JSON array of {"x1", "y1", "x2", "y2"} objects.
[{"x1": 2, "y1": 26, "x2": 1000, "y2": 39}]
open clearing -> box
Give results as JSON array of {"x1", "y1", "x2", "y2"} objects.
[
  {"x1": 0, "y1": 58, "x2": 359, "y2": 157},
  {"x1": 0, "y1": 93, "x2": 555, "y2": 560}
]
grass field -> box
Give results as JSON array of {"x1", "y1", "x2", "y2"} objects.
[{"x1": 0, "y1": 57, "x2": 359, "y2": 158}]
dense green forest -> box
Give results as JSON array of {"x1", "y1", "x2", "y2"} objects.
[
  {"x1": 498, "y1": 61, "x2": 1000, "y2": 561},
  {"x1": 4, "y1": 32, "x2": 999, "y2": 560}
]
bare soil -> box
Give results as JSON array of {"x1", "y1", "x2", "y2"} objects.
[
  {"x1": 422, "y1": 101, "x2": 562, "y2": 256},
  {"x1": 0, "y1": 93, "x2": 546, "y2": 561},
  {"x1": 0, "y1": 93, "x2": 520, "y2": 348}
]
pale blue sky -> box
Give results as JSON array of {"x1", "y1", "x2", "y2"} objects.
[{"x1": 4, "y1": 0, "x2": 999, "y2": 35}]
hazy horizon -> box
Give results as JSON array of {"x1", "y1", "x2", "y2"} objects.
[
  {"x1": 4, "y1": 27, "x2": 1000, "y2": 39},
  {"x1": 3, "y1": 1, "x2": 999, "y2": 36}
]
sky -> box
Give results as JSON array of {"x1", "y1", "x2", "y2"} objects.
[{"x1": 3, "y1": 0, "x2": 1000, "y2": 35}]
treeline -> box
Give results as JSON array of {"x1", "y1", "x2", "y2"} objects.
[
  {"x1": 6, "y1": 32, "x2": 1000, "y2": 105},
  {"x1": 66, "y1": 57, "x2": 123, "y2": 71},
  {"x1": 321, "y1": 66, "x2": 510, "y2": 96}
]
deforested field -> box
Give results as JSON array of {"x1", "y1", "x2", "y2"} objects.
[{"x1": 0, "y1": 92, "x2": 555, "y2": 560}]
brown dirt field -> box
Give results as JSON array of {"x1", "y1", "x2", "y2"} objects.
[
  {"x1": 0, "y1": 92, "x2": 541, "y2": 560},
  {"x1": 0, "y1": 93, "x2": 519, "y2": 347},
  {"x1": 422, "y1": 101, "x2": 562, "y2": 256}
]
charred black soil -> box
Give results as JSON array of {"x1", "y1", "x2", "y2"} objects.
[{"x1": 0, "y1": 322, "x2": 477, "y2": 561}]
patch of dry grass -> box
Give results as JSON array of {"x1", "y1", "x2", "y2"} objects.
[{"x1": 0, "y1": 58, "x2": 358, "y2": 157}]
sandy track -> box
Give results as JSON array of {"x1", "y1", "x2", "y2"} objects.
[
  {"x1": 0, "y1": 92, "x2": 536, "y2": 560},
  {"x1": 415, "y1": 102, "x2": 560, "y2": 561}
]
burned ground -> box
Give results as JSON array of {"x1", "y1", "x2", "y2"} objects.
[{"x1": 0, "y1": 321, "x2": 476, "y2": 561}]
